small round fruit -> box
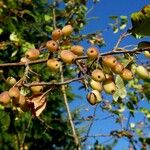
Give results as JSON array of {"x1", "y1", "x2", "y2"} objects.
[
  {"x1": 62, "y1": 25, "x2": 73, "y2": 36},
  {"x1": 71, "y1": 45, "x2": 84, "y2": 56},
  {"x1": 60, "y1": 50, "x2": 76, "y2": 64},
  {"x1": 18, "y1": 94, "x2": 26, "y2": 107},
  {"x1": 111, "y1": 62, "x2": 124, "y2": 74},
  {"x1": 103, "y1": 79, "x2": 116, "y2": 94},
  {"x1": 52, "y1": 29, "x2": 63, "y2": 41},
  {"x1": 120, "y1": 68, "x2": 133, "y2": 81},
  {"x1": 6, "y1": 77, "x2": 17, "y2": 85},
  {"x1": 47, "y1": 59, "x2": 60, "y2": 71},
  {"x1": 136, "y1": 65, "x2": 149, "y2": 79},
  {"x1": 0, "y1": 91, "x2": 10, "y2": 106},
  {"x1": 87, "y1": 90, "x2": 102, "y2": 105},
  {"x1": 8, "y1": 87, "x2": 20, "y2": 100},
  {"x1": 102, "y1": 55, "x2": 117, "y2": 68},
  {"x1": 20, "y1": 57, "x2": 30, "y2": 63},
  {"x1": 46, "y1": 40, "x2": 58, "y2": 52},
  {"x1": 90, "y1": 79, "x2": 103, "y2": 92},
  {"x1": 144, "y1": 51, "x2": 150, "y2": 58},
  {"x1": 31, "y1": 83, "x2": 43, "y2": 94},
  {"x1": 25, "y1": 48, "x2": 40, "y2": 60},
  {"x1": 86, "y1": 47, "x2": 99, "y2": 59},
  {"x1": 91, "y1": 69, "x2": 105, "y2": 82}
]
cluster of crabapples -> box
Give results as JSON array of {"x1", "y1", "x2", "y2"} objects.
[{"x1": 0, "y1": 25, "x2": 150, "y2": 111}]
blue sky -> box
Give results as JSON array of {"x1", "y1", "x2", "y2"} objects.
[{"x1": 69, "y1": 1, "x2": 150, "y2": 149}]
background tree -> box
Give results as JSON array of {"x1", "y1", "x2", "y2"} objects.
[{"x1": 0, "y1": 0, "x2": 150, "y2": 150}]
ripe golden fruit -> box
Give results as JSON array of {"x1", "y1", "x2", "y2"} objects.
[
  {"x1": 103, "y1": 79, "x2": 116, "y2": 94},
  {"x1": 6, "y1": 77, "x2": 17, "y2": 85},
  {"x1": 144, "y1": 51, "x2": 150, "y2": 58},
  {"x1": 25, "y1": 48, "x2": 40, "y2": 60},
  {"x1": 18, "y1": 94, "x2": 26, "y2": 107},
  {"x1": 47, "y1": 59, "x2": 60, "y2": 71},
  {"x1": 62, "y1": 25, "x2": 73, "y2": 36},
  {"x1": 87, "y1": 90, "x2": 102, "y2": 105},
  {"x1": 31, "y1": 83, "x2": 43, "y2": 94},
  {"x1": 91, "y1": 69, "x2": 105, "y2": 82},
  {"x1": 60, "y1": 50, "x2": 76, "y2": 64},
  {"x1": 102, "y1": 55, "x2": 117, "y2": 68},
  {"x1": 8, "y1": 87, "x2": 20, "y2": 100},
  {"x1": 71, "y1": 45, "x2": 84, "y2": 56},
  {"x1": 86, "y1": 47, "x2": 99, "y2": 59},
  {"x1": 120, "y1": 68, "x2": 133, "y2": 81},
  {"x1": 90, "y1": 79, "x2": 103, "y2": 92},
  {"x1": 136, "y1": 65, "x2": 149, "y2": 79},
  {"x1": 111, "y1": 62, "x2": 124, "y2": 74},
  {"x1": 0, "y1": 91, "x2": 10, "y2": 106},
  {"x1": 46, "y1": 40, "x2": 58, "y2": 52},
  {"x1": 52, "y1": 29, "x2": 63, "y2": 41}
]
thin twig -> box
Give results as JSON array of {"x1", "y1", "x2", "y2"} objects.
[
  {"x1": 60, "y1": 64, "x2": 81, "y2": 149},
  {"x1": 126, "y1": 113, "x2": 132, "y2": 130},
  {"x1": 112, "y1": 32, "x2": 131, "y2": 51},
  {"x1": 84, "y1": 105, "x2": 98, "y2": 142},
  {"x1": 0, "y1": 59, "x2": 47, "y2": 67},
  {"x1": 23, "y1": 77, "x2": 83, "y2": 87},
  {"x1": 81, "y1": 133, "x2": 111, "y2": 139},
  {"x1": 52, "y1": 0, "x2": 57, "y2": 29},
  {"x1": 20, "y1": 115, "x2": 32, "y2": 149},
  {"x1": 37, "y1": 117, "x2": 53, "y2": 130}
]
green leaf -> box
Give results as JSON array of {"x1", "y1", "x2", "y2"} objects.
[
  {"x1": 113, "y1": 26, "x2": 119, "y2": 33},
  {"x1": 9, "y1": 32, "x2": 19, "y2": 42},
  {"x1": 44, "y1": 15, "x2": 52, "y2": 22},
  {"x1": 115, "y1": 75, "x2": 127, "y2": 98},
  {"x1": 109, "y1": 16, "x2": 118, "y2": 20},
  {"x1": 0, "y1": 28, "x2": 3, "y2": 35},
  {"x1": 130, "y1": 5, "x2": 150, "y2": 37},
  {"x1": 120, "y1": 15, "x2": 127, "y2": 20}
]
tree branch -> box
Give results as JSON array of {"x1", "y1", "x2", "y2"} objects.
[
  {"x1": 0, "y1": 59, "x2": 47, "y2": 67},
  {"x1": 23, "y1": 77, "x2": 83, "y2": 87},
  {"x1": 60, "y1": 64, "x2": 81, "y2": 149},
  {"x1": 0, "y1": 47, "x2": 149, "y2": 68}
]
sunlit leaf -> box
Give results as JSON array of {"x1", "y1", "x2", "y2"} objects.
[
  {"x1": 130, "y1": 5, "x2": 150, "y2": 37},
  {"x1": 115, "y1": 75, "x2": 127, "y2": 99},
  {"x1": 9, "y1": 32, "x2": 19, "y2": 42}
]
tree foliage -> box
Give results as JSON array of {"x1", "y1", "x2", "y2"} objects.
[{"x1": 0, "y1": 0, "x2": 150, "y2": 150}]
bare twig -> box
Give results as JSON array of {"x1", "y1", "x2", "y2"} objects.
[
  {"x1": 0, "y1": 59, "x2": 47, "y2": 67},
  {"x1": 20, "y1": 115, "x2": 32, "y2": 149},
  {"x1": 60, "y1": 64, "x2": 81, "y2": 149},
  {"x1": 112, "y1": 32, "x2": 131, "y2": 51},
  {"x1": 81, "y1": 133, "x2": 111, "y2": 139},
  {"x1": 23, "y1": 77, "x2": 83, "y2": 87},
  {"x1": 83, "y1": 105, "x2": 98, "y2": 142},
  {"x1": 37, "y1": 117, "x2": 53, "y2": 130},
  {"x1": 126, "y1": 113, "x2": 132, "y2": 130},
  {"x1": 52, "y1": 0, "x2": 57, "y2": 29}
]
